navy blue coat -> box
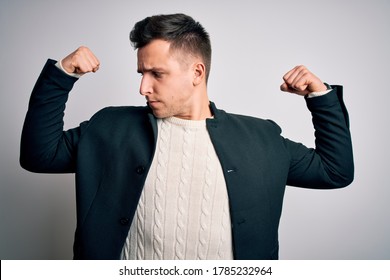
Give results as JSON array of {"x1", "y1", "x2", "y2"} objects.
[{"x1": 20, "y1": 60, "x2": 354, "y2": 259}]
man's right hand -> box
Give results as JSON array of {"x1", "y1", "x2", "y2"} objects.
[{"x1": 61, "y1": 46, "x2": 100, "y2": 75}]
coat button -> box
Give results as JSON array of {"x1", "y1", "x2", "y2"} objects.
[
  {"x1": 120, "y1": 217, "x2": 130, "y2": 225},
  {"x1": 135, "y1": 165, "x2": 145, "y2": 174}
]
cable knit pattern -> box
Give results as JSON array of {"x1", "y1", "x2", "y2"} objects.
[
  {"x1": 197, "y1": 144, "x2": 216, "y2": 259},
  {"x1": 121, "y1": 117, "x2": 233, "y2": 260},
  {"x1": 174, "y1": 127, "x2": 193, "y2": 259},
  {"x1": 218, "y1": 197, "x2": 230, "y2": 259},
  {"x1": 152, "y1": 119, "x2": 170, "y2": 259},
  {"x1": 136, "y1": 189, "x2": 146, "y2": 259}
]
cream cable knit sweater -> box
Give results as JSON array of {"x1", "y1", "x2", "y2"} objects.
[{"x1": 121, "y1": 117, "x2": 233, "y2": 260}]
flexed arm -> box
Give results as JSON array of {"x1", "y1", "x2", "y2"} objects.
[
  {"x1": 20, "y1": 47, "x2": 100, "y2": 173},
  {"x1": 279, "y1": 65, "x2": 354, "y2": 188}
]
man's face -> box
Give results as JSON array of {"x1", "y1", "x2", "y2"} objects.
[{"x1": 137, "y1": 39, "x2": 196, "y2": 119}]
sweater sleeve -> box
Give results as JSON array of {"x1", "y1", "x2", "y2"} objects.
[
  {"x1": 20, "y1": 59, "x2": 86, "y2": 173},
  {"x1": 285, "y1": 86, "x2": 354, "y2": 189}
]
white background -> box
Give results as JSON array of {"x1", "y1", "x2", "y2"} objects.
[{"x1": 1, "y1": 0, "x2": 389, "y2": 259}]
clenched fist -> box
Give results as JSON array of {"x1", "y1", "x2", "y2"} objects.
[
  {"x1": 61, "y1": 46, "x2": 100, "y2": 75},
  {"x1": 280, "y1": 65, "x2": 327, "y2": 96}
]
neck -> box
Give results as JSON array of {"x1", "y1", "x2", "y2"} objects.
[
  {"x1": 190, "y1": 99, "x2": 212, "y2": 120},
  {"x1": 177, "y1": 88, "x2": 212, "y2": 120}
]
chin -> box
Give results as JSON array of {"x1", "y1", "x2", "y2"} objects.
[{"x1": 152, "y1": 111, "x2": 169, "y2": 119}]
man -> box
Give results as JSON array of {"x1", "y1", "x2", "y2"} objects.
[{"x1": 20, "y1": 13, "x2": 354, "y2": 260}]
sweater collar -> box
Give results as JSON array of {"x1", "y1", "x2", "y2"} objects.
[{"x1": 147, "y1": 101, "x2": 225, "y2": 127}]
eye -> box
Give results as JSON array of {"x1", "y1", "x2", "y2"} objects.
[{"x1": 152, "y1": 71, "x2": 162, "y2": 78}]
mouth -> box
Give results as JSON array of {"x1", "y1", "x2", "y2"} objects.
[{"x1": 147, "y1": 100, "x2": 160, "y2": 108}]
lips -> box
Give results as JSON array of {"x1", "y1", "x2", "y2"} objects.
[{"x1": 147, "y1": 100, "x2": 160, "y2": 108}]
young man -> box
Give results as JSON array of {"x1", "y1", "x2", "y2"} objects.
[{"x1": 20, "y1": 13, "x2": 354, "y2": 259}]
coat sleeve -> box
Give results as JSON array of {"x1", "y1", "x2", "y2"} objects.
[
  {"x1": 285, "y1": 86, "x2": 354, "y2": 189},
  {"x1": 20, "y1": 59, "x2": 87, "y2": 173}
]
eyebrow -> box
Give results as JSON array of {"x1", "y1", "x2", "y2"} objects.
[{"x1": 137, "y1": 67, "x2": 165, "y2": 74}]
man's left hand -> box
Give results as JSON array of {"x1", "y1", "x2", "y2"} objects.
[{"x1": 280, "y1": 65, "x2": 327, "y2": 96}]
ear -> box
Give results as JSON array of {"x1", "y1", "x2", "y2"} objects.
[{"x1": 193, "y1": 62, "x2": 206, "y2": 86}]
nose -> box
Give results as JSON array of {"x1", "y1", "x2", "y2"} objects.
[{"x1": 139, "y1": 75, "x2": 152, "y2": 96}]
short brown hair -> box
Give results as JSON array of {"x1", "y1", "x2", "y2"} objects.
[{"x1": 130, "y1": 13, "x2": 212, "y2": 82}]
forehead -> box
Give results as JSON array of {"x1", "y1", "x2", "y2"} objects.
[
  {"x1": 138, "y1": 39, "x2": 171, "y2": 56},
  {"x1": 137, "y1": 40, "x2": 172, "y2": 65},
  {"x1": 137, "y1": 39, "x2": 189, "y2": 70}
]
